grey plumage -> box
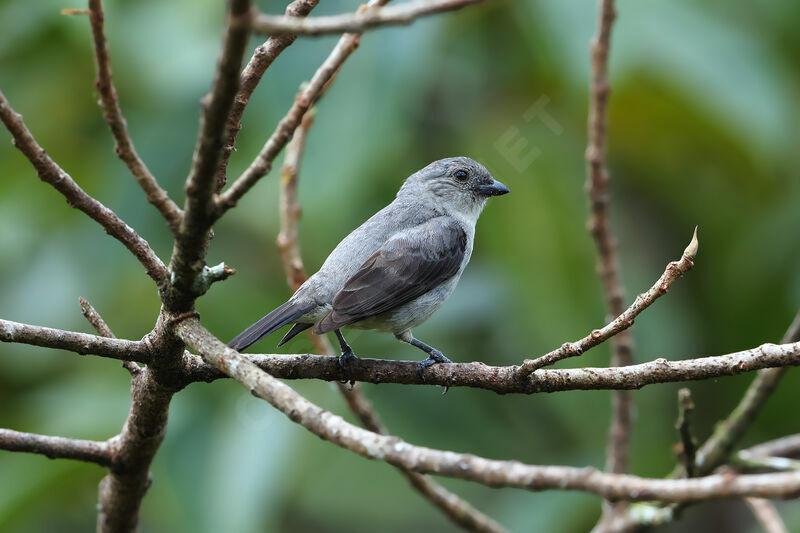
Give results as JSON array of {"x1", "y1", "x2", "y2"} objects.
[{"x1": 228, "y1": 156, "x2": 509, "y2": 371}]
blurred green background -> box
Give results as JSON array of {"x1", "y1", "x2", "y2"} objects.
[{"x1": 1, "y1": 0, "x2": 799, "y2": 531}]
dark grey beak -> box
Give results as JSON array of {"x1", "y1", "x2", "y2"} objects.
[{"x1": 475, "y1": 180, "x2": 510, "y2": 197}]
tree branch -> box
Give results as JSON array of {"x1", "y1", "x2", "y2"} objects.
[
  {"x1": 743, "y1": 434, "x2": 800, "y2": 460},
  {"x1": 86, "y1": 0, "x2": 183, "y2": 233},
  {"x1": 184, "y1": 340, "x2": 800, "y2": 393},
  {"x1": 600, "y1": 311, "x2": 800, "y2": 532},
  {"x1": 253, "y1": 0, "x2": 482, "y2": 37},
  {"x1": 0, "y1": 428, "x2": 111, "y2": 467},
  {"x1": 585, "y1": 0, "x2": 634, "y2": 498},
  {"x1": 216, "y1": 0, "x2": 392, "y2": 214},
  {"x1": 177, "y1": 318, "x2": 800, "y2": 503},
  {"x1": 169, "y1": 0, "x2": 253, "y2": 312},
  {"x1": 0, "y1": 318, "x2": 151, "y2": 363},
  {"x1": 675, "y1": 388, "x2": 697, "y2": 478},
  {"x1": 216, "y1": 0, "x2": 320, "y2": 191},
  {"x1": 0, "y1": 91, "x2": 168, "y2": 286},
  {"x1": 744, "y1": 498, "x2": 788, "y2": 533},
  {"x1": 517, "y1": 227, "x2": 697, "y2": 377},
  {"x1": 96, "y1": 366, "x2": 180, "y2": 533},
  {"x1": 79, "y1": 296, "x2": 140, "y2": 375},
  {"x1": 693, "y1": 311, "x2": 800, "y2": 477}
]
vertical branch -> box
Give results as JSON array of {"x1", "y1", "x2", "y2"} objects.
[
  {"x1": 675, "y1": 388, "x2": 697, "y2": 478},
  {"x1": 587, "y1": 0, "x2": 630, "y2": 479},
  {"x1": 585, "y1": 0, "x2": 631, "y2": 529},
  {"x1": 169, "y1": 0, "x2": 253, "y2": 311},
  {"x1": 276, "y1": 110, "x2": 507, "y2": 533},
  {"x1": 87, "y1": 0, "x2": 183, "y2": 233},
  {"x1": 96, "y1": 368, "x2": 179, "y2": 533}
]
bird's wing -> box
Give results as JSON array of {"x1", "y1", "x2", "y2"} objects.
[{"x1": 313, "y1": 217, "x2": 467, "y2": 334}]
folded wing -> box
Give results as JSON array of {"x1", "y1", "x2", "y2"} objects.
[{"x1": 313, "y1": 217, "x2": 466, "y2": 334}]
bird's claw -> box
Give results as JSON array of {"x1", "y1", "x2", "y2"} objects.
[
  {"x1": 338, "y1": 349, "x2": 359, "y2": 387},
  {"x1": 417, "y1": 350, "x2": 453, "y2": 395}
]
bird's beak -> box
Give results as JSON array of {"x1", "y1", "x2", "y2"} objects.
[{"x1": 475, "y1": 180, "x2": 510, "y2": 197}]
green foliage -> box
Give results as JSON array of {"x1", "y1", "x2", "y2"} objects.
[{"x1": 1, "y1": 0, "x2": 799, "y2": 531}]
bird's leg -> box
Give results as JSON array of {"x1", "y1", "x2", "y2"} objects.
[
  {"x1": 335, "y1": 329, "x2": 358, "y2": 369},
  {"x1": 395, "y1": 331, "x2": 453, "y2": 378}
]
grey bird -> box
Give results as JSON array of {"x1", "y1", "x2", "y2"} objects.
[{"x1": 228, "y1": 157, "x2": 509, "y2": 374}]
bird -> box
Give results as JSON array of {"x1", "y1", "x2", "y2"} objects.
[{"x1": 228, "y1": 156, "x2": 509, "y2": 375}]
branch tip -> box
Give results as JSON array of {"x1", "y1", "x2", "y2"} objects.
[{"x1": 683, "y1": 226, "x2": 699, "y2": 260}]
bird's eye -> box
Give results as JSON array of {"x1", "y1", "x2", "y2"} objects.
[{"x1": 454, "y1": 170, "x2": 468, "y2": 181}]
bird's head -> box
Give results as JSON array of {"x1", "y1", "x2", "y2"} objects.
[{"x1": 399, "y1": 157, "x2": 509, "y2": 223}]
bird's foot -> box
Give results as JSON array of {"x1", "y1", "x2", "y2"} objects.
[
  {"x1": 417, "y1": 350, "x2": 453, "y2": 394},
  {"x1": 338, "y1": 348, "x2": 359, "y2": 387}
]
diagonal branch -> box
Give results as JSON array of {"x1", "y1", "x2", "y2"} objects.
[
  {"x1": 87, "y1": 0, "x2": 183, "y2": 233},
  {"x1": 216, "y1": 0, "x2": 392, "y2": 214},
  {"x1": 0, "y1": 91, "x2": 168, "y2": 286},
  {"x1": 169, "y1": 0, "x2": 253, "y2": 312},
  {"x1": 0, "y1": 428, "x2": 111, "y2": 467},
  {"x1": 277, "y1": 112, "x2": 507, "y2": 533},
  {"x1": 177, "y1": 318, "x2": 800, "y2": 503},
  {"x1": 517, "y1": 228, "x2": 697, "y2": 377},
  {"x1": 216, "y1": 0, "x2": 321, "y2": 191},
  {"x1": 0, "y1": 318, "x2": 151, "y2": 363},
  {"x1": 79, "y1": 296, "x2": 140, "y2": 376},
  {"x1": 693, "y1": 311, "x2": 800, "y2": 477},
  {"x1": 253, "y1": 0, "x2": 483, "y2": 37},
  {"x1": 744, "y1": 498, "x2": 788, "y2": 533},
  {"x1": 183, "y1": 340, "x2": 800, "y2": 393}
]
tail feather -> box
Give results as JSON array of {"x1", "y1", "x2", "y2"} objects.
[
  {"x1": 277, "y1": 323, "x2": 313, "y2": 346},
  {"x1": 228, "y1": 301, "x2": 314, "y2": 352}
]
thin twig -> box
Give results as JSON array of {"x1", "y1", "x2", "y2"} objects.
[
  {"x1": 585, "y1": 0, "x2": 633, "y2": 495},
  {"x1": 216, "y1": 0, "x2": 321, "y2": 191},
  {"x1": 276, "y1": 111, "x2": 507, "y2": 533},
  {"x1": 169, "y1": 0, "x2": 253, "y2": 312},
  {"x1": 0, "y1": 91, "x2": 168, "y2": 286},
  {"x1": 0, "y1": 318, "x2": 151, "y2": 363},
  {"x1": 743, "y1": 434, "x2": 800, "y2": 460},
  {"x1": 86, "y1": 0, "x2": 183, "y2": 233},
  {"x1": 735, "y1": 452, "x2": 800, "y2": 473},
  {"x1": 79, "y1": 297, "x2": 140, "y2": 376},
  {"x1": 744, "y1": 498, "x2": 789, "y2": 533},
  {"x1": 254, "y1": 0, "x2": 482, "y2": 36},
  {"x1": 517, "y1": 227, "x2": 697, "y2": 377},
  {"x1": 675, "y1": 388, "x2": 696, "y2": 478},
  {"x1": 183, "y1": 339, "x2": 800, "y2": 393},
  {"x1": 177, "y1": 318, "x2": 800, "y2": 503},
  {"x1": 0, "y1": 428, "x2": 111, "y2": 467},
  {"x1": 216, "y1": 0, "x2": 392, "y2": 214}
]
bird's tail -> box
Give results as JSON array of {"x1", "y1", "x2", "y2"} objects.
[{"x1": 228, "y1": 300, "x2": 315, "y2": 352}]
